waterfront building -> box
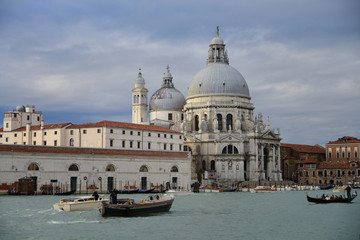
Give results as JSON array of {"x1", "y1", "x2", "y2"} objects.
[
  {"x1": 0, "y1": 144, "x2": 191, "y2": 194},
  {"x1": 0, "y1": 106, "x2": 184, "y2": 152},
  {"x1": 1, "y1": 27, "x2": 284, "y2": 189},
  {"x1": 291, "y1": 137, "x2": 360, "y2": 186},
  {"x1": 297, "y1": 159, "x2": 360, "y2": 186},
  {"x1": 147, "y1": 28, "x2": 283, "y2": 184},
  {"x1": 326, "y1": 136, "x2": 360, "y2": 162},
  {"x1": 280, "y1": 143, "x2": 326, "y2": 182},
  {"x1": 0, "y1": 106, "x2": 190, "y2": 193}
]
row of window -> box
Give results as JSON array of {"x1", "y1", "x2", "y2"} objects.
[
  {"x1": 0, "y1": 130, "x2": 58, "y2": 139},
  {"x1": 329, "y1": 151, "x2": 358, "y2": 159},
  {"x1": 108, "y1": 139, "x2": 181, "y2": 151},
  {"x1": 1, "y1": 130, "x2": 181, "y2": 140},
  {"x1": 193, "y1": 113, "x2": 234, "y2": 131},
  {"x1": 300, "y1": 169, "x2": 359, "y2": 177},
  {"x1": 77, "y1": 129, "x2": 181, "y2": 140},
  {"x1": 1, "y1": 139, "x2": 57, "y2": 146},
  {"x1": 28, "y1": 163, "x2": 179, "y2": 173},
  {"x1": 201, "y1": 160, "x2": 246, "y2": 171}
]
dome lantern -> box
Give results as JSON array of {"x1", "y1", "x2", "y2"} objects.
[{"x1": 207, "y1": 26, "x2": 229, "y2": 65}]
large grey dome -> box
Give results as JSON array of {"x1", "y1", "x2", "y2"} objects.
[
  {"x1": 187, "y1": 63, "x2": 250, "y2": 99},
  {"x1": 150, "y1": 87, "x2": 185, "y2": 111},
  {"x1": 149, "y1": 65, "x2": 186, "y2": 111}
]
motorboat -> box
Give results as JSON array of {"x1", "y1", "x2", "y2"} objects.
[
  {"x1": 251, "y1": 186, "x2": 277, "y2": 193},
  {"x1": 166, "y1": 189, "x2": 194, "y2": 195},
  {"x1": 53, "y1": 195, "x2": 109, "y2": 211},
  {"x1": 100, "y1": 194, "x2": 174, "y2": 217}
]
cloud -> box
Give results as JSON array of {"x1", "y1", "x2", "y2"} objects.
[{"x1": 0, "y1": 0, "x2": 359, "y2": 146}]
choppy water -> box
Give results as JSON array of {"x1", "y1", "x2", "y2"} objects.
[{"x1": 0, "y1": 190, "x2": 359, "y2": 240}]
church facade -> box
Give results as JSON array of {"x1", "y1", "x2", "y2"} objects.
[{"x1": 132, "y1": 28, "x2": 283, "y2": 185}]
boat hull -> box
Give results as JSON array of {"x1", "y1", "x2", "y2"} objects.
[
  {"x1": 53, "y1": 197, "x2": 109, "y2": 211},
  {"x1": 101, "y1": 195, "x2": 174, "y2": 217},
  {"x1": 306, "y1": 193, "x2": 357, "y2": 204}
]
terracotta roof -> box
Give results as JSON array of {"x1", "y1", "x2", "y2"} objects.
[
  {"x1": 281, "y1": 143, "x2": 325, "y2": 154},
  {"x1": 0, "y1": 144, "x2": 189, "y2": 158},
  {"x1": 0, "y1": 128, "x2": 3, "y2": 132},
  {"x1": 327, "y1": 136, "x2": 360, "y2": 144},
  {"x1": 67, "y1": 120, "x2": 180, "y2": 133},
  {"x1": 8, "y1": 123, "x2": 72, "y2": 132}
]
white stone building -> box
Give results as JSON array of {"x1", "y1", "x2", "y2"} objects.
[
  {"x1": 140, "y1": 28, "x2": 283, "y2": 184},
  {"x1": 0, "y1": 106, "x2": 191, "y2": 193},
  {"x1": 0, "y1": 144, "x2": 190, "y2": 194}
]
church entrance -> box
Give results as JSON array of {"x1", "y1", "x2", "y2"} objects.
[
  {"x1": 141, "y1": 177, "x2": 147, "y2": 190},
  {"x1": 70, "y1": 177, "x2": 77, "y2": 192},
  {"x1": 263, "y1": 148, "x2": 269, "y2": 180},
  {"x1": 107, "y1": 177, "x2": 114, "y2": 192}
]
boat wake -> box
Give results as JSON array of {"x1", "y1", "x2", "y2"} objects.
[{"x1": 47, "y1": 220, "x2": 101, "y2": 225}]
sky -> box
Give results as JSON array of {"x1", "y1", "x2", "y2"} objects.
[{"x1": 0, "y1": 0, "x2": 359, "y2": 146}]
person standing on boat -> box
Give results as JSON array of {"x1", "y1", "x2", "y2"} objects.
[
  {"x1": 92, "y1": 191, "x2": 99, "y2": 200},
  {"x1": 346, "y1": 185, "x2": 351, "y2": 198},
  {"x1": 110, "y1": 189, "x2": 117, "y2": 204}
]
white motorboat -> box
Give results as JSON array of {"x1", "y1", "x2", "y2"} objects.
[
  {"x1": 166, "y1": 189, "x2": 194, "y2": 195},
  {"x1": 251, "y1": 186, "x2": 277, "y2": 193},
  {"x1": 53, "y1": 195, "x2": 109, "y2": 212}
]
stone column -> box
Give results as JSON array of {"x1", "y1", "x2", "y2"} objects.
[
  {"x1": 239, "y1": 159, "x2": 245, "y2": 181},
  {"x1": 260, "y1": 144, "x2": 266, "y2": 180},
  {"x1": 249, "y1": 156, "x2": 256, "y2": 180}
]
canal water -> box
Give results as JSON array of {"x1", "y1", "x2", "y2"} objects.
[{"x1": 0, "y1": 190, "x2": 359, "y2": 240}]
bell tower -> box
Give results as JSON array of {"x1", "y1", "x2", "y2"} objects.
[{"x1": 132, "y1": 69, "x2": 148, "y2": 124}]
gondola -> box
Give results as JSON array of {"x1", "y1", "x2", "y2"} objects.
[
  {"x1": 306, "y1": 192, "x2": 357, "y2": 203},
  {"x1": 116, "y1": 189, "x2": 139, "y2": 194},
  {"x1": 137, "y1": 188, "x2": 155, "y2": 193},
  {"x1": 55, "y1": 189, "x2": 76, "y2": 196}
]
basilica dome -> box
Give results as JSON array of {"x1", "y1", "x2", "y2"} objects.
[
  {"x1": 149, "y1": 66, "x2": 185, "y2": 111},
  {"x1": 186, "y1": 29, "x2": 250, "y2": 100},
  {"x1": 187, "y1": 63, "x2": 250, "y2": 99}
]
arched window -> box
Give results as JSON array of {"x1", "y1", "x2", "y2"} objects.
[
  {"x1": 28, "y1": 163, "x2": 39, "y2": 170},
  {"x1": 195, "y1": 115, "x2": 199, "y2": 131},
  {"x1": 69, "y1": 164, "x2": 79, "y2": 171},
  {"x1": 140, "y1": 165, "x2": 148, "y2": 172},
  {"x1": 221, "y1": 145, "x2": 239, "y2": 155},
  {"x1": 106, "y1": 164, "x2": 115, "y2": 172},
  {"x1": 202, "y1": 160, "x2": 206, "y2": 170},
  {"x1": 171, "y1": 166, "x2": 178, "y2": 172},
  {"x1": 226, "y1": 114, "x2": 233, "y2": 130},
  {"x1": 234, "y1": 147, "x2": 238, "y2": 154},
  {"x1": 217, "y1": 114, "x2": 223, "y2": 131},
  {"x1": 210, "y1": 160, "x2": 215, "y2": 171},
  {"x1": 69, "y1": 138, "x2": 74, "y2": 147}
]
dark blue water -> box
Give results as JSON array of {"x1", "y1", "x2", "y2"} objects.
[{"x1": 0, "y1": 190, "x2": 359, "y2": 240}]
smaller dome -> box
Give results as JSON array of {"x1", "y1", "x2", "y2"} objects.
[
  {"x1": 16, "y1": 105, "x2": 25, "y2": 112},
  {"x1": 149, "y1": 65, "x2": 185, "y2": 111},
  {"x1": 210, "y1": 36, "x2": 224, "y2": 45},
  {"x1": 149, "y1": 88, "x2": 185, "y2": 111}
]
